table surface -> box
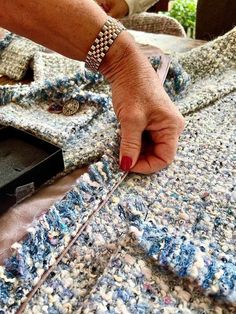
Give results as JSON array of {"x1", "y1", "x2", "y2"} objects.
[
  {"x1": 129, "y1": 30, "x2": 206, "y2": 53},
  {"x1": 0, "y1": 31, "x2": 206, "y2": 264}
]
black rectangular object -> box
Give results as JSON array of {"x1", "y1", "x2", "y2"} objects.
[{"x1": 0, "y1": 126, "x2": 64, "y2": 214}]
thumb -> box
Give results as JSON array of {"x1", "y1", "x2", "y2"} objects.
[{"x1": 119, "y1": 120, "x2": 143, "y2": 172}]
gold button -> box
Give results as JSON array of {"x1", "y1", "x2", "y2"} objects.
[{"x1": 62, "y1": 100, "x2": 80, "y2": 116}]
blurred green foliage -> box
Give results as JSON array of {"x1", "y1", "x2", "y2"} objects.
[{"x1": 167, "y1": 0, "x2": 197, "y2": 37}]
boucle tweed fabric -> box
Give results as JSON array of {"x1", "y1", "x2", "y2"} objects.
[
  {"x1": 0, "y1": 32, "x2": 15, "y2": 53},
  {"x1": 24, "y1": 93, "x2": 235, "y2": 314},
  {"x1": 0, "y1": 34, "x2": 44, "y2": 80},
  {"x1": 0, "y1": 28, "x2": 236, "y2": 313},
  {"x1": 120, "y1": 13, "x2": 186, "y2": 37},
  {"x1": 32, "y1": 52, "x2": 85, "y2": 82}
]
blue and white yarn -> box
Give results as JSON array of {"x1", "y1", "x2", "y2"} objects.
[
  {"x1": 0, "y1": 31, "x2": 190, "y2": 108},
  {"x1": 0, "y1": 155, "x2": 123, "y2": 312},
  {"x1": 0, "y1": 69, "x2": 105, "y2": 107},
  {"x1": 0, "y1": 28, "x2": 235, "y2": 314},
  {"x1": 130, "y1": 220, "x2": 236, "y2": 304}
]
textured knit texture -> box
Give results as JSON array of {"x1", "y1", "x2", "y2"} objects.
[
  {"x1": 120, "y1": 13, "x2": 186, "y2": 37},
  {"x1": 0, "y1": 28, "x2": 235, "y2": 313},
  {"x1": 0, "y1": 36, "x2": 44, "y2": 80},
  {"x1": 32, "y1": 52, "x2": 85, "y2": 82}
]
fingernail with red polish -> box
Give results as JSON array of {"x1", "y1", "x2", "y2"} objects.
[{"x1": 120, "y1": 156, "x2": 132, "y2": 172}]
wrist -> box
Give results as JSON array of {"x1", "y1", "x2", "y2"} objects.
[
  {"x1": 99, "y1": 31, "x2": 145, "y2": 82},
  {"x1": 99, "y1": 31, "x2": 162, "y2": 91}
]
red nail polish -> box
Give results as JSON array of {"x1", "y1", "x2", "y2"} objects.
[{"x1": 120, "y1": 156, "x2": 132, "y2": 172}]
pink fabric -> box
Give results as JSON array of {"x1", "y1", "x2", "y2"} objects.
[{"x1": 0, "y1": 167, "x2": 87, "y2": 264}]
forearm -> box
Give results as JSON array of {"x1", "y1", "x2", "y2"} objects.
[
  {"x1": 0, "y1": 0, "x2": 108, "y2": 59},
  {"x1": 0, "y1": 0, "x2": 164, "y2": 93},
  {"x1": 0, "y1": 0, "x2": 136, "y2": 75}
]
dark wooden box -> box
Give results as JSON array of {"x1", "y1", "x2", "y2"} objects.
[{"x1": 0, "y1": 126, "x2": 64, "y2": 214}]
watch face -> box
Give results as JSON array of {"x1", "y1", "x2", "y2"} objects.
[{"x1": 62, "y1": 100, "x2": 80, "y2": 116}]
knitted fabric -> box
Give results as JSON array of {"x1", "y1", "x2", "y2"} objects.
[
  {"x1": 0, "y1": 28, "x2": 235, "y2": 313},
  {"x1": 32, "y1": 52, "x2": 85, "y2": 82},
  {"x1": 24, "y1": 93, "x2": 235, "y2": 313},
  {"x1": 120, "y1": 13, "x2": 186, "y2": 37},
  {"x1": 0, "y1": 35, "x2": 44, "y2": 80}
]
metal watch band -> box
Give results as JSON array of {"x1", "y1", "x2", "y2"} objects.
[{"x1": 85, "y1": 17, "x2": 126, "y2": 72}]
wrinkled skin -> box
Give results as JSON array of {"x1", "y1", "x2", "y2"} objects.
[{"x1": 101, "y1": 44, "x2": 185, "y2": 174}]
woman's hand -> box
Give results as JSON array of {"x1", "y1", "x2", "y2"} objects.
[
  {"x1": 96, "y1": 0, "x2": 129, "y2": 18},
  {"x1": 101, "y1": 39, "x2": 185, "y2": 174},
  {"x1": 0, "y1": 0, "x2": 184, "y2": 174}
]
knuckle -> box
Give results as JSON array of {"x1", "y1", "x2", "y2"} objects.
[
  {"x1": 121, "y1": 138, "x2": 140, "y2": 150},
  {"x1": 120, "y1": 109, "x2": 145, "y2": 126},
  {"x1": 169, "y1": 114, "x2": 185, "y2": 135}
]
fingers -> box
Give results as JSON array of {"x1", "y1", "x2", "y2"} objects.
[
  {"x1": 131, "y1": 133, "x2": 179, "y2": 174},
  {"x1": 119, "y1": 113, "x2": 146, "y2": 172}
]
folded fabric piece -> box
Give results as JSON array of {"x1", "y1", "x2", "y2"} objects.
[
  {"x1": 32, "y1": 52, "x2": 85, "y2": 82},
  {"x1": 178, "y1": 28, "x2": 236, "y2": 81},
  {"x1": 0, "y1": 28, "x2": 235, "y2": 313},
  {"x1": 0, "y1": 36, "x2": 44, "y2": 80},
  {"x1": 121, "y1": 13, "x2": 186, "y2": 37}
]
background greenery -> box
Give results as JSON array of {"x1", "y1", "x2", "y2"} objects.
[{"x1": 166, "y1": 0, "x2": 198, "y2": 38}]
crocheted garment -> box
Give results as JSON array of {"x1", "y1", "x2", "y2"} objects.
[{"x1": 0, "y1": 28, "x2": 235, "y2": 313}]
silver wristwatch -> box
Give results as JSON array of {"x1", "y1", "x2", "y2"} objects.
[{"x1": 85, "y1": 17, "x2": 126, "y2": 72}]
